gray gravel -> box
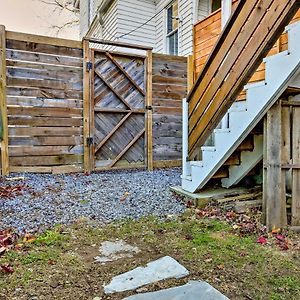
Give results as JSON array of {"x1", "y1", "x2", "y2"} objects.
[{"x1": 0, "y1": 168, "x2": 185, "y2": 233}]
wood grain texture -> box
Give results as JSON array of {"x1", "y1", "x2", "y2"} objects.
[
  {"x1": 152, "y1": 53, "x2": 187, "y2": 162},
  {"x1": 5, "y1": 31, "x2": 84, "y2": 173},
  {"x1": 0, "y1": 25, "x2": 9, "y2": 175}
]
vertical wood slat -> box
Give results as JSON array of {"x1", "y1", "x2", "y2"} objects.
[
  {"x1": 83, "y1": 40, "x2": 91, "y2": 174},
  {"x1": 146, "y1": 50, "x2": 153, "y2": 171},
  {"x1": 187, "y1": 54, "x2": 194, "y2": 93},
  {"x1": 0, "y1": 25, "x2": 9, "y2": 175},
  {"x1": 281, "y1": 106, "x2": 289, "y2": 226},
  {"x1": 265, "y1": 101, "x2": 284, "y2": 230},
  {"x1": 292, "y1": 107, "x2": 300, "y2": 225}
]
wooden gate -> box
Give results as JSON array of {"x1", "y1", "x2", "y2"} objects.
[{"x1": 89, "y1": 49, "x2": 147, "y2": 171}]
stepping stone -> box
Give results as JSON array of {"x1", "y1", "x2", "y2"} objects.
[
  {"x1": 94, "y1": 240, "x2": 140, "y2": 263},
  {"x1": 123, "y1": 281, "x2": 230, "y2": 300},
  {"x1": 104, "y1": 256, "x2": 189, "y2": 294}
]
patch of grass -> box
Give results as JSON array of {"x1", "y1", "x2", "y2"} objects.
[
  {"x1": 0, "y1": 213, "x2": 299, "y2": 300},
  {"x1": 34, "y1": 227, "x2": 66, "y2": 246}
]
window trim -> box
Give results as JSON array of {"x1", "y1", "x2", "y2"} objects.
[{"x1": 165, "y1": 0, "x2": 179, "y2": 55}]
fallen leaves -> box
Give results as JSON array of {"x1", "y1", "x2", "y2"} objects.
[
  {"x1": 195, "y1": 206, "x2": 295, "y2": 252},
  {"x1": 0, "y1": 184, "x2": 26, "y2": 198},
  {"x1": 0, "y1": 264, "x2": 14, "y2": 274},
  {"x1": 0, "y1": 230, "x2": 18, "y2": 256}
]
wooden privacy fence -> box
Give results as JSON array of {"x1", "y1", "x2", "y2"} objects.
[
  {"x1": 0, "y1": 27, "x2": 187, "y2": 175},
  {"x1": 264, "y1": 99, "x2": 300, "y2": 229}
]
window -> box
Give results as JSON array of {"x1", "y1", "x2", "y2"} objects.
[
  {"x1": 211, "y1": 0, "x2": 221, "y2": 12},
  {"x1": 166, "y1": 1, "x2": 179, "y2": 55}
]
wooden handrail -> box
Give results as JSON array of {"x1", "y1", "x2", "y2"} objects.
[{"x1": 188, "y1": 0, "x2": 300, "y2": 159}]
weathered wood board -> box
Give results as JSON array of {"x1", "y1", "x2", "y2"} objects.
[
  {"x1": 152, "y1": 53, "x2": 187, "y2": 163},
  {"x1": 5, "y1": 34, "x2": 84, "y2": 173}
]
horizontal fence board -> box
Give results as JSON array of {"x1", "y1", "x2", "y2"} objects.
[
  {"x1": 8, "y1": 106, "x2": 82, "y2": 117},
  {"x1": 7, "y1": 76, "x2": 82, "y2": 91},
  {"x1": 6, "y1": 86, "x2": 83, "y2": 100},
  {"x1": 8, "y1": 116, "x2": 83, "y2": 127},
  {"x1": 9, "y1": 145, "x2": 83, "y2": 157},
  {"x1": 6, "y1": 49, "x2": 83, "y2": 68},
  {"x1": 8, "y1": 126, "x2": 83, "y2": 137},
  {"x1": 7, "y1": 66, "x2": 82, "y2": 82},
  {"x1": 9, "y1": 136, "x2": 83, "y2": 146},
  {"x1": 10, "y1": 154, "x2": 83, "y2": 166},
  {"x1": 7, "y1": 97, "x2": 83, "y2": 108},
  {"x1": 6, "y1": 39, "x2": 83, "y2": 57}
]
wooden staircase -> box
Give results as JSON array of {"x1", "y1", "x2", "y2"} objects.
[{"x1": 182, "y1": 1, "x2": 300, "y2": 193}]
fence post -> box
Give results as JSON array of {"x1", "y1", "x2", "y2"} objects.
[
  {"x1": 182, "y1": 98, "x2": 190, "y2": 178},
  {"x1": 187, "y1": 55, "x2": 194, "y2": 93},
  {"x1": 0, "y1": 25, "x2": 9, "y2": 176},
  {"x1": 146, "y1": 50, "x2": 153, "y2": 171},
  {"x1": 83, "y1": 40, "x2": 91, "y2": 174}
]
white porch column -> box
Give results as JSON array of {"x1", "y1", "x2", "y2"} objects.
[
  {"x1": 221, "y1": 0, "x2": 232, "y2": 129},
  {"x1": 221, "y1": 0, "x2": 232, "y2": 28},
  {"x1": 182, "y1": 98, "x2": 190, "y2": 178}
]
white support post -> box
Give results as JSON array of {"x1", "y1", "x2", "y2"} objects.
[
  {"x1": 221, "y1": 0, "x2": 232, "y2": 129},
  {"x1": 182, "y1": 98, "x2": 191, "y2": 178},
  {"x1": 221, "y1": 0, "x2": 232, "y2": 28}
]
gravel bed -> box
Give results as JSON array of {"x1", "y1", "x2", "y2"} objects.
[{"x1": 0, "y1": 168, "x2": 185, "y2": 233}]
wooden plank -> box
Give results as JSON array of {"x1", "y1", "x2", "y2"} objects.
[
  {"x1": 7, "y1": 76, "x2": 82, "y2": 92},
  {"x1": 6, "y1": 86, "x2": 83, "y2": 100},
  {"x1": 8, "y1": 127, "x2": 82, "y2": 137},
  {"x1": 6, "y1": 49, "x2": 82, "y2": 68},
  {"x1": 265, "y1": 102, "x2": 284, "y2": 230},
  {"x1": 153, "y1": 159, "x2": 181, "y2": 169},
  {"x1": 281, "y1": 106, "x2": 290, "y2": 226},
  {"x1": 187, "y1": 55, "x2": 194, "y2": 93},
  {"x1": 292, "y1": 107, "x2": 300, "y2": 225},
  {"x1": 9, "y1": 136, "x2": 83, "y2": 146},
  {"x1": 8, "y1": 116, "x2": 83, "y2": 127},
  {"x1": 95, "y1": 113, "x2": 132, "y2": 153},
  {"x1": 6, "y1": 39, "x2": 82, "y2": 57},
  {"x1": 0, "y1": 25, "x2": 9, "y2": 175},
  {"x1": 9, "y1": 145, "x2": 83, "y2": 156},
  {"x1": 105, "y1": 52, "x2": 145, "y2": 96},
  {"x1": 7, "y1": 96, "x2": 83, "y2": 109},
  {"x1": 10, "y1": 154, "x2": 83, "y2": 166},
  {"x1": 86, "y1": 37, "x2": 152, "y2": 51},
  {"x1": 94, "y1": 69, "x2": 132, "y2": 109},
  {"x1": 109, "y1": 129, "x2": 145, "y2": 168},
  {"x1": 6, "y1": 31, "x2": 82, "y2": 49},
  {"x1": 7, "y1": 106, "x2": 82, "y2": 117},
  {"x1": 146, "y1": 50, "x2": 153, "y2": 171},
  {"x1": 83, "y1": 40, "x2": 91, "y2": 174}
]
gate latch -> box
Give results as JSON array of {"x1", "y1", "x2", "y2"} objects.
[
  {"x1": 145, "y1": 105, "x2": 153, "y2": 110},
  {"x1": 86, "y1": 61, "x2": 93, "y2": 71},
  {"x1": 86, "y1": 137, "x2": 94, "y2": 146}
]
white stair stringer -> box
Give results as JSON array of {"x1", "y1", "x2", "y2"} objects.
[
  {"x1": 221, "y1": 135, "x2": 263, "y2": 188},
  {"x1": 182, "y1": 21, "x2": 300, "y2": 193}
]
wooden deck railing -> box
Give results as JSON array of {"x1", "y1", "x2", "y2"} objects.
[{"x1": 188, "y1": 0, "x2": 300, "y2": 159}]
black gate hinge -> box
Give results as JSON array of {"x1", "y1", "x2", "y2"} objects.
[
  {"x1": 145, "y1": 105, "x2": 153, "y2": 110},
  {"x1": 86, "y1": 137, "x2": 93, "y2": 146},
  {"x1": 86, "y1": 61, "x2": 93, "y2": 71}
]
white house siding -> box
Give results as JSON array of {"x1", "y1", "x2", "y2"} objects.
[
  {"x1": 118, "y1": 0, "x2": 156, "y2": 48},
  {"x1": 80, "y1": 0, "x2": 212, "y2": 56},
  {"x1": 198, "y1": 0, "x2": 211, "y2": 20},
  {"x1": 79, "y1": 0, "x2": 90, "y2": 37},
  {"x1": 179, "y1": 0, "x2": 193, "y2": 56},
  {"x1": 101, "y1": 0, "x2": 119, "y2": 41}
]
